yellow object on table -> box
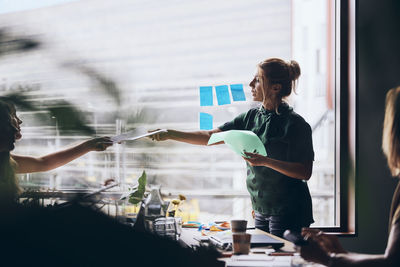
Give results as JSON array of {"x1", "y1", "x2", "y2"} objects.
[{"x1": 209, "y1": 225, "x2": 223, "y2": 231}]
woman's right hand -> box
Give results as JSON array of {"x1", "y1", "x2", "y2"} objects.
[
  {"x1": 86, "y1": 136, "x2": 114, "y2": 151},
  {"x1": 301, "y1": 228, "x2": 347, "y2": 254},
  {"x1": 299, "y1": 235, "x2": 332, "y2": 265},
  {"x1": 300, "y1": 228, "x2": 347, "y2": 265},
  {"x1": 148, "y1": 129, "x2": 170, "y2": 141}
]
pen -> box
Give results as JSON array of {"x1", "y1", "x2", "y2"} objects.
[{"x1": 268, "y1": 252, "x2": 294, "y2": 256}]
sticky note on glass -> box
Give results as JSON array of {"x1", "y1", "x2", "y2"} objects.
[
  {"x1": 208, "y1": 130, "x2": 267, "y2": 157},
  {"x1": 199, "y1": 86, "x2": 213, "y2": 106},
  {"x1": 230, "y1": 84, "x2": 246, "y2": 101},
  {"x1": 200, "y1": 112, "x2": 213, "y2": 130},
  {"x1": 215, "y1": 85, "x2": 231, "y2": 105}
]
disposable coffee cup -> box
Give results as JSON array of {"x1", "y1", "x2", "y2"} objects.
[
  {"x1": 230, "y1": 220, "x2": 247, "y2": 233},
  {"x1": 232, "y1": 233, "x2": 251, "y2": 255}
]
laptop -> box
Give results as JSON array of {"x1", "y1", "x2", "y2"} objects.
[{"x1": 209, "y1": 233, "x2": 284, "y2": 250}]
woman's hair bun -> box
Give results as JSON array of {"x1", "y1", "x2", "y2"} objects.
[{"x1": 288, "y1": 60, "x2": 301, "y2": 81}]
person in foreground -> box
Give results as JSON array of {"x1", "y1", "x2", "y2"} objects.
[
  {"x1": 0, "y1": 98, "x2": 113, "y2": 199},
  {"x1": 149, "y1": 58, "x2": 314, "y2": 237},
  {"x1": 0, "y1": 100, "x2": 223, "y2": 267},
  {"x1": 300, "y1": 87, "x2": 400, "y2": 266}
]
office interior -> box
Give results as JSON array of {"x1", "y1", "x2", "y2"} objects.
[{"x1": 0, "y1": 0, "x2": 398, "y2": 262}]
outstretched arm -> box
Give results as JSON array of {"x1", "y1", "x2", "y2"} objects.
[
  {"x1": 243, "y1": 152, "x2": 313, "y2": 180},
  {"x1": 11, "y1": 137, "x2": 113, "y2": 174},
  {"x1": 149, "y1": 128, "x2": 222, "y2": 146}
]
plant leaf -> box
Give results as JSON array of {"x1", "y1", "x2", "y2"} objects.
[
  {"x1": 2, "y1": 92, "x2": 95, "y2": 135},
  {"x1": 128, "y1": 171, "x2": 147, "y2": 205},
  {"x1": 47, "y1": 104, "x2": 95, "y2": 135}
]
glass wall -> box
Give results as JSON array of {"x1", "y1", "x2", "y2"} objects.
[{"x1": 0, "y1": 0, "x2": 335, "y2": 226}]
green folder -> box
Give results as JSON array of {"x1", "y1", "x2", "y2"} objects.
[{"x1": 208, "y1": 130, "x2": 267, "y2": 157}]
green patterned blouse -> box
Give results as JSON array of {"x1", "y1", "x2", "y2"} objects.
[{"x1": 219, "y1": 102, "x2": 314, "y2": 225}]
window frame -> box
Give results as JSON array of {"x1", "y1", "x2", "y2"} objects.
[{"x1": 316, "y1": 0, "x2": 356, "y2": 234}]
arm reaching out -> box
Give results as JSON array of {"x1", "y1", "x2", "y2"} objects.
[
  {"x1": 148, "y1": 128, "x2": 222, "y2": 146},
  {"x1": 11, "y1": 137, "x2": 113, "y2": 174}
]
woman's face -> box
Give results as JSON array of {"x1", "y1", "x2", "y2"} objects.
[
  {"x1": 9, "y1": 105, "x2": 22, "y2": 140},
  {"x1": 249, "y1": 68, "x2": 265, "y2": 102}
]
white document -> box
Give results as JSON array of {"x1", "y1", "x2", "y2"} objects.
[
  {"x1": 226, "y1": 255, "x2": 292, "y2": 267},
  {"x1": 111, "y1": 129, "x2": 167, "y2": 143},
  {"x1": 230, "y1": 255, "x2": 274, "y2": 261}
]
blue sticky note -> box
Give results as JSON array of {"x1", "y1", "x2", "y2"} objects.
[
  {"x1": 230, "y1": 84, "x2": 246, "y2": 101},
  {"x1": 199, "y1": 112, "x2": 213, "y2": 130},
  {"x1": 199, "y1": 86, "x2": 213, "y2": 106},
  {"x1": 215, "y1": 85, "x2": 231, "y2": 105}
]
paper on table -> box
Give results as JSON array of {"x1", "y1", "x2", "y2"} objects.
[
  {"x1": 207, "y1": 130, "x2": 267, "y2": 157},
  {"x1": 226, "y1": 256, "x2": 292, "y2": 267},
  {"x1": 230, "y1": 255, "x2": 275, "y2": 261},
  {"x1": 111, "y1": 129, "x2": 167, "y2": 143}
]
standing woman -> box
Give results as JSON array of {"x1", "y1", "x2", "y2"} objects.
[{"x1": 150, "y1": 58, "x2": 314, "y2": 237}]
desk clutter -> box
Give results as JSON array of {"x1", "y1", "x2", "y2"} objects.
[
  {"x1": 182, "y1": 220, "x2": 284, "y2": 251},
  {"x1": 129, "y1": 181, "x2": 317, "y2": 266},
  {"x1": 180, "y1": 224, "x2": 323, "y2": 267},
  {"x1": 182, "y1": 221, "x2": 231, "y2": 231}
]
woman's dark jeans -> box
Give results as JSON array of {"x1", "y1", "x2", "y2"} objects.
[{"x1": 254, "y1": 211, "x2": 309, "y2": 238}]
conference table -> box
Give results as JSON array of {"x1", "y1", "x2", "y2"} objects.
[{"x1": 179, "y1": 228, "x2": 322, "y2": 267}]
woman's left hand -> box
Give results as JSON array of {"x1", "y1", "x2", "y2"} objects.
[
  {"x1": 86, "y1": 137, "x2": 114, "y2": 151},
  {"x1": 243, "y1": 152, "x2": 268, "y2": 166}
]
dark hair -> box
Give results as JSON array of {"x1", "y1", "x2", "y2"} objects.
[
  {"x1": 258, "y1": 58, "x2": 301, "y2": 99},
  {"x1": 0, "y1": 100, "x2": 20, "y2": 200},
  {"x1": 0, "y1": 100, "x2": 13, "y2": 144},
  {"x1": 0, "y1": 99, "x2": 11, "y2": 119}
]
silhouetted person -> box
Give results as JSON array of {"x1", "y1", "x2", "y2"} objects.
[
  {"x1": 0, "y1": 99, "x2": 222, "y2": 267},
  {"x1": 300, "y1": 87, "x2": 400, "y2": 266}
]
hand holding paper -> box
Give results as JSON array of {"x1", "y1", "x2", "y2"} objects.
[
  {"x1": 242, "y1": 152, "x2": 269, "y2": 166},
  {"x1": 111, "y1": 129, "x2": 167, "y2": 143},
  {"x1": 207, "y1": 130, "x2": 267, "y2": 157}
]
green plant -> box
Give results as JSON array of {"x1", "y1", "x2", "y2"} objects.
[{"x1": 128, "y1": 170, "x2": 147, "y2": 205}]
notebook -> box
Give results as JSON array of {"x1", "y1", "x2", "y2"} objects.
[{"x1": 209, "y1": 233, "x2": 284, "y2": 250}]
